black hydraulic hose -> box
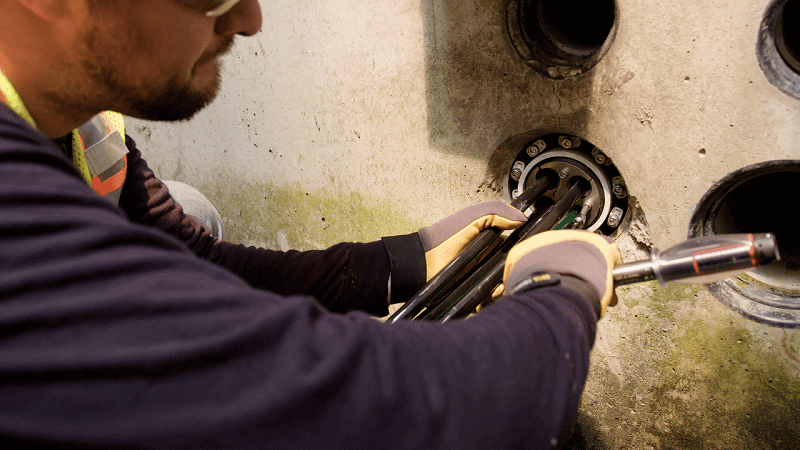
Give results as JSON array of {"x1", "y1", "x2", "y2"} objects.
[
  {"x1": 387, "y1": 174, "x2": 556, "y2": 323},
  {"x1": 435, "y1": 178, "x2": 590, "y2": 323},
  {"x1": 509, "y1": 174, "x2": 556, "y2": 212},
  {"x1": 416, "y1": 205, "x2": 552, "y2": 321}
]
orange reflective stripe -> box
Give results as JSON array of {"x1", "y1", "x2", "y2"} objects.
[{"x1": 90, "y1": 154, "x2": 127, "y2": 196}]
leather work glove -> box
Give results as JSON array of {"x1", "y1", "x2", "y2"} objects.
[
  {"x1": 500, "y1": 230, "x2": 622, "y2": 317},
  {"x1": 418, "y1": 201, "x2": 527, "y2": 280},
  {"x1": 382, "y1": 200, "x2": 526, "y2": 304}
]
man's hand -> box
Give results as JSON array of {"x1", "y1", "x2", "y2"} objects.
[
  {"x1": 502, "y1": 230, "x2": 622, "y2": 317},
  {"x1": 419, "y1": 200, "x2": 526, "y2": 280},
  {"x1": 383, "y1": 200, "x2": 526, "y2": 305}
]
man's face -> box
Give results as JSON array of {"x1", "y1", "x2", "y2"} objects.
[{"x1": 49, "y1": 0, "x2": 261, "y2": 122}]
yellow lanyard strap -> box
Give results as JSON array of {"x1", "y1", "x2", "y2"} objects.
[{"x1": 0, "y1": 68, "x2": 37, "y2": 129}]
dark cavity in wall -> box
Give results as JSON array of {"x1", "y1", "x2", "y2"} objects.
[
  {"x1": 775, "y1": 0, "x2": 800, "y2": 72},
  {"x1": 507, "y1": 0, "x2": 617, "y2": 79},
  {"x1": 758, "y1": 0, "x2": 800, "y2": 100},
  {"x1": 690, "y1": 160, "x2": 800, "y2": 328}
]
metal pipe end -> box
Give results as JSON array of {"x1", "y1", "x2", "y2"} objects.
[{"x1": 754, "y1": 232, "x2": 781, "y2": 265}]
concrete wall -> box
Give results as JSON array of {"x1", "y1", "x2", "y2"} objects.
[{"x1": 126, "y1": 0, "x2": 800, "y2": 447}]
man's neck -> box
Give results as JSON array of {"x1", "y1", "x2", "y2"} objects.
[
  {"x1": 0, "y1": 16, "x2": 97, "y2": 138},
  {"x1": 21, "y1": 89, "x2": 96, "y2": 138},
  {"x1": 0, "y1": 70, "x2": 95, "y2": 138}
]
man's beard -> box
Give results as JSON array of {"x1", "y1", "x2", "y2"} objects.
[
  {"x1": 124, "y1": 37, "x2": 235, "y2": 121},
  {"x1": 58, "y1": 19, "x2": 234, "y2": 123},
  {"x1": 124, "y1": 65, "x2": 222, "y2": 122}
]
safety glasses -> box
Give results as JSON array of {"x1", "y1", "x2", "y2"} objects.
[{"x1": 177, "y1": 0, "x2": 243, "y2": 17}]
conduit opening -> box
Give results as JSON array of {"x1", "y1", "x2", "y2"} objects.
[
  {"x1": 506, "y1": 133, "x2": 629, "y2": 236},
  {"x1": 690, "y1": 161, "x2": 800, "y2": 328},
  {"x1": 712, "y1": 173, "x2": 798, "y2": 288},
  {"x1": 507, "y1": 0, "x2": 617, "y2": 79},
  {"x1": 758, "y1": 0, "x2": 800, "y2": 100},
  {"x1": 776, "y1": 0, "x2": 800, "y2": 73}
]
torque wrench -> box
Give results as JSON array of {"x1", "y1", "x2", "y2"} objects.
[{"x1": 612, "y1": 233, "x2": 780, "y2": 287}]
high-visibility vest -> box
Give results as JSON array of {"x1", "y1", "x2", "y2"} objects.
[
  {"x1": 70, "y1": 111, "x2": 128, "y2": 205},
  {"x1": 0, "y1": 69, "x2": 128, "y2": 206}
]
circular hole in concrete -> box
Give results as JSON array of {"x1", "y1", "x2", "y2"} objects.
[
  {"x1": 689, "y1": 161, "x2": 800, "y2": 328},
  {"x1": 507, "y1": 0, "x2": 617, "y2": 78},
  {"x1": 776, "y1": 0, "x2": 800, "y2": 73},
  {"x1": 758, "y1": 0, "x2": 800, "y2": 100},
  {"x1": 711, "y1": 173, "x2": 798, "y2": 289},
  {"x1": 536, "y1": 0, "x2": 615, "y2": 55}
]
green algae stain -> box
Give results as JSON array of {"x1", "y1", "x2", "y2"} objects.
[
  {"x1": 577, "y1": 284, "x2": 800, "y2": 449},
  {"x1": 190, "y1": 177, "x2": 424, "y2": 251},
  {"x1": 647, "y1": 303, "x2": 800, "y2": 448},
  {"x1": 639, "y1": 287, "x2": 800, "y2": 448}
]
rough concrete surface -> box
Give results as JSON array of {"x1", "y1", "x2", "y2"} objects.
[{"x1": 126, "y1": 0, "x2": 800, "y2": 447}]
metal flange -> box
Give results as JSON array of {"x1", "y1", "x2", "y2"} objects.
[{"x1": 507, "y1": 133, "x2": 628, "y2": 236}]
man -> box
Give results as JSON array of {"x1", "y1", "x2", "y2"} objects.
[{"x1": 0, "y1": 0, "x2": 622, "y2": 448}]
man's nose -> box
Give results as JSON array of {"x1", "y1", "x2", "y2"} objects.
[{"x1": 215, "y1": 0, "x2": 263, "y2": 37}]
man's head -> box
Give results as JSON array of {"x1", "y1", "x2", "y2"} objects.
[{"x1": 0, "y1": 0, "x2": 262, "y2": 137}]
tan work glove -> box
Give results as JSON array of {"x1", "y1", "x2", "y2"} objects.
[
  {"x1": 418, "y1": 200, "x2": 527, "y2": 280},
  {"x1": 500, "y1": 230, "x2": 622, "y2": 317},
  {"x1": 383, "y1": 200, "x2": 526, "y2": 305}
]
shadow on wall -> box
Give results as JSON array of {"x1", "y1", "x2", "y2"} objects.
[
  {"x1": 420, "y1": 0, "x2": 614, "y2": 190},
  {"x1": 421, "y1": 0, "x2": 586, "y2": 156},
  {"x1": 563, "y1": 411, "x2": 608, "y2": 450}
]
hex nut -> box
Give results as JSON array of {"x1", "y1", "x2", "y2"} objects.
[
  {"x1": 607, "y1": 207, "x2": 624, "y2": 227},
  {"x1": 526, "y1": 139, "x2": 547, "y2": 157},
  {"x1": 511, "y1": 161, "x2": 526, "y2": 181},
  {"x1": 612, "y1": 176, "x2": 627, "y2": 198}
]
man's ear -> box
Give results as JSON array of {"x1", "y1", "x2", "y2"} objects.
[{"x1": 16, "y1": 0, "x2": 71, "y2": 21}]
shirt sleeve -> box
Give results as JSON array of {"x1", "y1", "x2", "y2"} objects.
[
  {"x1": 118, "y1": 136, "x2": 391, "y2": 315},
  {"x1": 0, "y1": 109, "x2": 599, "y2": 449}
]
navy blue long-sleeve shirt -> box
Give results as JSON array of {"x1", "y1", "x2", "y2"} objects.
[{"x1": 0, "y1": 104, "x2": 598, "y2": 449}]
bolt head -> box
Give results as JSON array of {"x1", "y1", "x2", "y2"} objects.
[
  {"x1": 527, "y1": 140, "x2": 546, "y2": 156},
  {"x1": 607, "y1": 206, "x2": 624, "y2": 228},
  {"x1": 511, "y1": 161, "x2": 526, "y2": 181}
]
